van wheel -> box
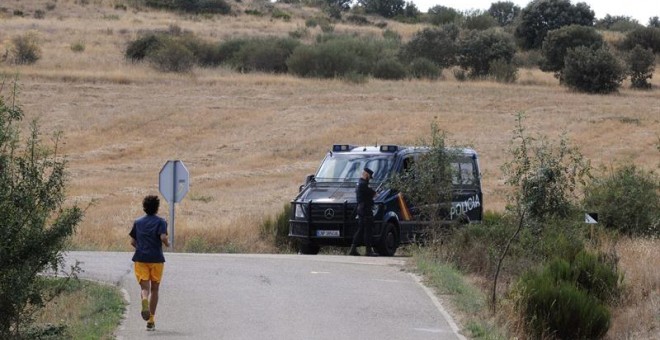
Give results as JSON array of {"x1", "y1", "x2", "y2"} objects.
[
  {"x1": 376, "y1": 222, "x2": 398, "y2": 257},
  {"x1": 298, "y1": 242, "x2": 320, "y2": 255}
]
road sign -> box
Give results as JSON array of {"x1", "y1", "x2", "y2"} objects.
[
  {"x1": 585, "y1": 213, "x2": 598, "y2": 224},
  {"x1": 159, "y1": 160, "x2": 189, "y2": 203},
  {"x1": 159, "y1": 160, "x2": 189, "y2": 251}
]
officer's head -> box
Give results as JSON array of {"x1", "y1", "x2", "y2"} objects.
[{"x1": 363, "y1": 167, "x2": 374, "y2": 180}]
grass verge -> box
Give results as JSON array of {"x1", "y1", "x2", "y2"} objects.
[
  {"x1": 34, "y1": 278, "x2": 125, "y2": 339},
  {"x1": 412, "y1": 247, "x2": 507, "y2": 339}
]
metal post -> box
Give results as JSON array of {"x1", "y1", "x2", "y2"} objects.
[{"x1": 171, "y1": 161, "x2": 177, "y2": 251}]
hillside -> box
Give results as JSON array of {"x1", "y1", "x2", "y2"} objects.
[{"x1": 0, "y1": 0, "x2": 658, "y2": 252}]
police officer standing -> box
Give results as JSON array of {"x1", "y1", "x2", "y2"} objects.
[{"x1": 349, "y1": 167, "x2": 378, "y2": 256}]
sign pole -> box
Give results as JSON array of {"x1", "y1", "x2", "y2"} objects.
[{"x1": 171, "y1": 161, "x2": 177, "y2": 251}]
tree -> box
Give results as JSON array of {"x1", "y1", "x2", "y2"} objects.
[
  {"x1": 427, "y1": 5, "x2": 462, "y2": 26},
  {"x1": 649, "y1": 16, "x2": 660, "y2": 28},
  {"x1": 488, "y1": 1, "x2": 521, "y2": 26},
  {"x1": 562, "y1": 46, "x2": 626, "y2": 94},
  {"x1": 515, "y1": 0, "x2": 595, "y2": 50},
  {"x1": 357, "y1": 0, "x2": 404, "y2": 18},
  {"x1": 400, "y1": 25, "x2": 460, "y2": 68},
  {"x1": 595, "y1": 15, "x2": 643, "y2": 32},
  {"x1": 463, "y1": 10, "x2": 498, "y2": 30},
  {"x1": 540, "y1": 25, "x2": 604, "y2": 80},
  {"x1": 458, "y1": 29, "x2": 517, "y2": 78},
  {"x1": 0, "y1": 79, "x2": 83, "y2": 337},
  {"x1": 627, "y1": 45, "x2": 656, "y2": 89},
  {"x1": 620, "y1": 27, "x2": 660, "y2": 53}
]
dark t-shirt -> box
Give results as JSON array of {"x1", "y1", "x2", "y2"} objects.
[
  {"x1": 356, "y1": 178, "x2": 376, "y2": 216},
  {"x1": 129, "y1": 214, "x2": 168, "y2": 263}
]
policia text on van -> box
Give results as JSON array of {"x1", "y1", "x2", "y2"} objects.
[{"x1": 288, "y1": 145, "x2": 483, "y2": 256}]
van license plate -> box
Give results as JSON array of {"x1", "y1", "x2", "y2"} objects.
[{"x1": 316, "y1": 230, "x2": 340, "y2": 237}]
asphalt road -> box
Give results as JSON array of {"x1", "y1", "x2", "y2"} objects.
[{"x1": 64, "y1": 251, "x2": 464, "y2": 340}]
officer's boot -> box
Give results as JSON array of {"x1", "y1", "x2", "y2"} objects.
[
  {"x1": 348, "y1": 245, "x2": 360, "y2": 256},
  {"x1": 365, "y1": 247, "x2": 378, "y2": 257}
]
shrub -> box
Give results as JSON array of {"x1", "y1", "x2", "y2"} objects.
[
  {"x1": 427, "y1": 5, "x2": 461, "y2": 26},
  {"x1": 182, "y1": 37, "x2": 223, "y2": 67},
  {"x1": 517, "y1": 275, "x2": 611, "y2": 339},
  {"x1": 0, "y1": 80, "x2": 84, "y2": 338},
  {"x1": 562, "y1": 46, "x2": 625, "y2": 94},
  {"x1": 145, "y1": 0, "x2": 231, "y2": 14},
  {"x1": 620, "y1": 27, "x2": 660, "y2": 53},
  {"x1": 583, "y1": 165, "x2": 659, "y2": 237},
  {"x1": 305, "y1": 17, "x2": 318, "y2": 27},
  {"x1": 271, "y1": 8, "x2": 291, "y2": 21},
  {"x1": 287, "y1": 35, "x2": 391, "y2": 78},
  {"x1": 462, "y1": 10, "x2": 498, "y2": 30},
  {"x1": 502, "y1": 113, "x2": 591, "y2": 220},
  {"x1": 346, "y1": 14, "x2": 369, "y2": 25},
  {"x1": 358, "y1": 0, "x2": 405, "y2": 18},
  {"x1": 408, "y1": 57, "x2": 440, "y2": 80},
  {"x1": 627, "y1": 45, "x2": 656, "y2": 89},
  {"x1": 70, "y1": 41, "x2": 86, "y2": 53},
  {"x1": 488, "y1": 58, "x2": 517, "y2": 83},
  {"x1": 230, "y1": 38, "x2": 300, "y2": 73},
  {"x1": 401, "y1": 25, "x2": 459, "y2": 68},
  {"x1": 488, "y1": 1, "x2": 521, "y2": 26},
  {"x1": 382, "y1": 29, "x2": 401, "y2": 42},
  {"x1": 217, "y1": 38, "x2": 249, "y2": 64},
  {"x1": 9, "y1": 31, "x2": 41, "y2": 65},
  {"x1": 125, "y1": 33, "x2": 163, "y2": 62},
  {"x1": 147, "y1": 38, "x2": 195, "y2": 72},
  {"x1": 458, "y1": 29, "x2": 517, "y2": 78},
  {"x1": 596, "y1": 15, "x2": 643, "y2": 32},
  {"x1": 373, "y1": 58, "x2": 407, "y2": 80},
  {"x1": 453, "y1": 68, "x2": 467, "y2": 81},
  {"x1": 289, "y1": 26, "x2": 309, "y2": 39},
  {"x1": 259, "y1": 204, "x2": 295, "y2": 251},
  {"x1": 33, "y1": 9, "x2": 45, "y2": 19},
  {"x1": 540, "y1": 25, "x2": 604, "y2": 79}
]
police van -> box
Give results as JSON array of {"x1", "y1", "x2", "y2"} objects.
[{"x1": 289, "y1": 144, "x2": 483, "y2": 256}]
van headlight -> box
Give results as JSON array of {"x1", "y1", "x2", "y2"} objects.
[
  {"x1": 295, "y1": 204, "x2": 307, "y2": 219},
  {"x1": 372, "y1": 204, "x2": 380, "y2": 217}
]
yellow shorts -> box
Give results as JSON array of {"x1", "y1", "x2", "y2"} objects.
[{"x1": 134, "y1": 262, "x2": 164, "y2": 283}]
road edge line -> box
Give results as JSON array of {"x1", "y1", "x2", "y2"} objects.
[{"x1": 409, "y1": 273, "x2": 467, "y2": 340}]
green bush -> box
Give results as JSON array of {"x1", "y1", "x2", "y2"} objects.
[
  {"x1": 488, "y1": 59, "x2": 517, "y2": 83},
  {"x1": 458, "y1": 28, "x2": 516, "y2": 78},
  {"x1": 70, "y1": 41, "x2": 86, "y2": 53},
  {"x1": 125, "y1": 33, "x2": 163, "y2": 61},
  {"x1": 620, "y1": 27, "x2": 660, "y2": 53},
  {"x1": 518, "y1": 276, "x2": 610, "y2": 339},
  {"x1": 596, "y1": 15, "x2": 643, "y2": 32},
  {"x1": 401, "y1": 25, "x2": 459, "y2": 68},
  {"x1": 373, "y1": 58, "x2": 407, "y2": 80},
  {"x1": 408, "y1": 57, "x2": 440, "y2": 80},
  {"x1": 462, "y1": 10, "x2": 498, "y2": 30},
  {"x1": 145, "y1": 0, "x2": 231, "y2": 14},
  {"x1": 583, "y1": 165, "x2": 659, "y2": 237},
  {"x1": 287, "y1": 35, "x2": 393, "y2": 78},
  {"x1": 148, "y1": 38, "x2": 195, "y2": 72},
  {"x1": 229, "y1": 38, "x2": 299, "y2": 73},
  {"x1": 259, "y1": 204, "x2": 295, "y2": 251},
  {"x1": 271, "y1": 8, "x2": 291, "y2": 21},
  {"x1": 562, "y1": 46, "x2": 625, "y2": 94},
  {"x1": 9, "y1": 31, "x2": 41, "y2": 65},
  {"x1": 346, "y1": 14, "x2": 369, "y2": 25},
  {"x1": 540, "y1": 25, "x2": 604, "y2": 79},
  {"x1": 627, "y1": 45, "x2": 656, "y2": 89},
  {"x1": 427, "y1": 5, "x2": 462, "y2": 26}
]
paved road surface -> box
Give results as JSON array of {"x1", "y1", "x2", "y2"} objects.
[{"x1": 64, "y1": 252, "x2": 464, "y2": 340}]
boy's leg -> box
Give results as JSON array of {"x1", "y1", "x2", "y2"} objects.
[
  {"x1": 149, "y1": 281, "x2": 160, "y2": 318},
  {"x1": 139, "y1": 280, "x2": 151, "y2": 321}
]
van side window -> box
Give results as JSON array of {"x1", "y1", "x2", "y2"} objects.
[
  {"x1": 403, "y1": 156, "x2": 415, "y2": 172},
  {"x1": 452, "y1": 160, "x2": 477, "y2": 185}
]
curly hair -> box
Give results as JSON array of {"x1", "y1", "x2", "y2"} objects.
[{"x1": 142, "y1": 195, "x2": 160, "y2": 215}]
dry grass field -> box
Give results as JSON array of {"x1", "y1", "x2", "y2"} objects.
[{"x1": 1, "y1": 1, "x2": 659, "y2": 337}]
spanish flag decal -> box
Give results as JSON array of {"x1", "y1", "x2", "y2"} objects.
[{"x1": 397, "y1": 193, "x2": 412, "y2": 221}]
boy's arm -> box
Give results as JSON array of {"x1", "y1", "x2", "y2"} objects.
[
  {"x1": 130, "y1": 237, "x2": 136, "y2": 248},
  {"x1": 160, "y1": 233, "x2": 170, "y2": 248}
]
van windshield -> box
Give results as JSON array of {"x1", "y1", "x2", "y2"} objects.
[{"x1": 315, "y1": 154, "x2": 394, "y2": 182}]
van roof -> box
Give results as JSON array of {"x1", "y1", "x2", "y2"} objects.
[{"x1": 332, "y1": 144, "x2": 478, "y2": 157}]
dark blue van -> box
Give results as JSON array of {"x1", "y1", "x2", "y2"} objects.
[{"x1": 289, "y1": 145, "x2": 483, "y2": 256}]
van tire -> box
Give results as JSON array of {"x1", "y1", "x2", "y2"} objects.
[
  {"x1": 376, "y1": 222, "x2": 398, "y2": 257},
  {"x1": 298, "y1": 242, "x2": 320, "y2": 255}
]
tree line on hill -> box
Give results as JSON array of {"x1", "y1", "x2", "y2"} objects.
[{"x1": 3, "y1": 0, "x2": 659, "y2": 93}]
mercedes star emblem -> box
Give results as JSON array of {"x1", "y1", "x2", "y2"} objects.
[{"x1": 324, "y1": 208, "x2": 335, "y2": 219}]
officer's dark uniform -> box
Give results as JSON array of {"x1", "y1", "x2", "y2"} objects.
[{"x1": 350, "y1": 168, "x2": 378, "y2": 256}]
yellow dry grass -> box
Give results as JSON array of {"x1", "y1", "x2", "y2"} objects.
[{"x1": 1, "y1": 0, "x2": 659, "y2": 253}]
